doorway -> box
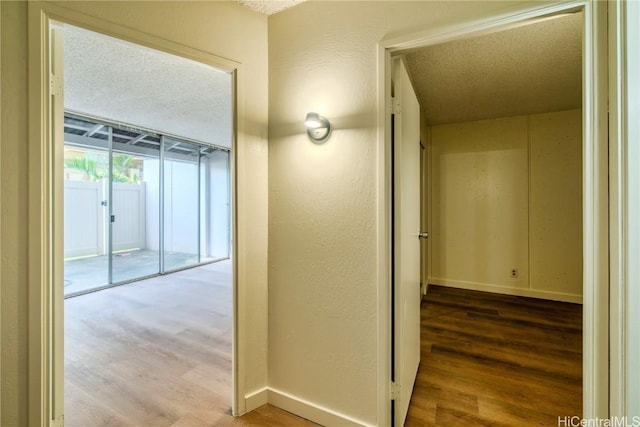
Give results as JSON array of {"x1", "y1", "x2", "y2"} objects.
[
  {"x1": 62, "y1": 24, "x2": 232, "y2": 297},
  {"x1": 59, "y1": 23, "x2": 235, "y2": 423},
  {"x1": 62, "y1": 113, "x2": 231, "y2": 296},
  {"x1": 381, "y1": 2, "x2": 609, "y2": 425},
  {"x1": 26, "y1": 14, "x2": 244, "y2": 424}
]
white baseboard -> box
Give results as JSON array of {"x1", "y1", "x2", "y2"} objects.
[
  {"x1": 429, "y1": 277, "x2": 583, "y2": 304},
  {"x1": 245, "y1": 387, "x2": 268, "y2": 412},
  {"x1": 246, "y1": 387, "x2": 373, "y2": 427}
]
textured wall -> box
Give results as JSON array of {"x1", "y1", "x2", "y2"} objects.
[
  {"x1": 0, "y1": 1, "x2": 268, "y2": 424},
  {"x1": 1, "y1": 3, "x2": 30, "y2": 424},
  {"x1": 429, "y1": 110, "x2": 582, "y2": 300},
  {"x1": 529, "y1": 109, "x2": 583, "y2": 296},
  {"x1": 267, "y1": 1, "x2": 550, "y2": 424},
  {"x1": 430, "y1": 116, "x2": 530, "y2": 290}
]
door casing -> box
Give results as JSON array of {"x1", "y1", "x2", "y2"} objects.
[
  {"x1": 28, "y1": 3, "x2": 246, "y2": 424},
  {"x1": 608, "y1": 0, "x2": 640, "y2": 416},
  {"x1": 376, "y1": 1, "x2": 609, "y2": 424}
]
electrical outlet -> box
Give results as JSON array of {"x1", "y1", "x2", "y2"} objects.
[{"x1": 511, "y1": 268, "x2": 519, "y2": 279}]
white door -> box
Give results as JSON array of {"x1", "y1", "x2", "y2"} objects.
[{"x1": 393, "y1": 58, "x2": 421, "y2": 426}]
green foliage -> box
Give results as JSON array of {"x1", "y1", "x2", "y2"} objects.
[
  {"x1": 63, "y1": 156, "x2": 104, "y2": 181},
  {"x1": 64, "y1": 153, "x2": 138, "y2": 183}
]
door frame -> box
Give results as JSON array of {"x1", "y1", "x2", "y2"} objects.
[
  {"x1": 376, "y1": 1, "x2": 609, "y2": 424},
  {"x1": 28, "y1": 3, "x2": 246, "y2": 425},
  {"x1": 608, "y1": 0, "x2": 640, "y2": 416}
]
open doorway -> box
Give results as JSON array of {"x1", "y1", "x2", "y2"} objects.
[
  {"x1": 409, "y1": 13, "x2": 583, "y2": 304},
  {"x1": 410, "y1": 12, "x2": 583, "y2": 423},
  {"x1": 59, "y1": 24, "x2": 235, "y2": 425},
  {"x1": 384, "y1": 4, "x2": 608, "y2": 425},
  {"x1": 62, "y1": 25, "x2": 232, "y2": 296}
]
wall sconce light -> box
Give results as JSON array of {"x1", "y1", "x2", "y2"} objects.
[{"x1": 304, "y1": 112, "x2": 331, "y2": 143}]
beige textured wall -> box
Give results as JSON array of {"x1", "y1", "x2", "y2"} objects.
[
  {"x1": 267, "y1": 1, "x2": 553, "y2": 424},
  {"x1": 430, "y1": 116, "x2": 530, "y2": 290},
  {"x1": 529, "y1": 109, "x2": 583, "y2": 296},
  {"x1": 1, "y1": 3, "x2": 30, "y2": 424},
  {"x1": 429, "y1": 109, "x2": 582, "y2": 300},
  {"x1": 0, "y1": 1, "x2": 268, "y2": 424}
]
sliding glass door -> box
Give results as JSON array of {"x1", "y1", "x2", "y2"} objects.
[
  {"x1": 202, "y1": 149, "x2": 231, "y2": 261},
  {"x1": 63, "y1": 114, "x2": 230, "y2": 297},
  {"x1": 163, "y1": 140, "x2": 231, "y2": 271},
  {"x1": 63, "y1": 144, "x2": 111, "y2": 294},
  {"x1": 163, "y1": 139, "x2": 200, "y2": 271},
  {"x1": 111, "y1": 149, "x2": 161, "y2": 284}
]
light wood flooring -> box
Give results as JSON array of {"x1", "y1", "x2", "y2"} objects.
[
  {"x1": 67, "y1": 264, "x2": 581, "y2": 426},
  {"x1": 405, "y1": 285, "x2": 582, "y2": 426},
  {"x1": 65, "y1": 260, "x2": 316, "y2": 427}
]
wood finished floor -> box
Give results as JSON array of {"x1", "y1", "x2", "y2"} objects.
[
  {"x1": 67, "y1": 264, "x2": 582, "y2": 426},
  {"x1": 405, "y1": 285, "x2": 583, "y2": 426},
  {"x1": 65, "y1": 260, "x2": 317, "y2": 427}
]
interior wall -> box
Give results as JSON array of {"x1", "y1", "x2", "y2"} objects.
[
  {"x1": 0, "y1": 1, "x2": 268, "y2": 424},
  {"x1": 529, "y1": 110, "x2": 582, "y2": 297},
  {"x1": 430, "y1": 115, "x2": 530, "y2": 290},
  {"x1": 1, "y1": 2, "x2": 30, "y2": 424},
  {"x1": 267, "y1": 1, "x2": 560, "y2": 425},
  {"x1": 429, "y1": 109, "x2": 582, "y2": 301}
]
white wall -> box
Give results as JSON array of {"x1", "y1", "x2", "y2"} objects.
[
  {"x1": 1, "y1": 2, "x2": 268, "y2": 424},
  {"x1": 429, "y1": 109, "x2": 582, "y2": 301},
  {"x1": 267, "y1": 1, "x2": 555, "y2": 425}
]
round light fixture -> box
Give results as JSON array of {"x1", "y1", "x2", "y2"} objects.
[{"x1": 304, "y1": 112, "x2": 331, "y2": 143}]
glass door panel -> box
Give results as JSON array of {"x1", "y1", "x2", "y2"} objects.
[
  {"x1": 201, "y1": 149, "x2": 231, "y2": 262},
  {"x1": 111, "y1": 144, "x2": 161, "y2": 283},
  {"x1": 163, "y1": 139, "x2": 200, "y2": 271},
  {"x1": 63, "y1": 145, "x2": 110, "y2": 296}
]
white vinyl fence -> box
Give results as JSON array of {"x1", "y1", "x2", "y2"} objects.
[{"x1": 64, "y1": 179, "x2": 146, "y2": 258}]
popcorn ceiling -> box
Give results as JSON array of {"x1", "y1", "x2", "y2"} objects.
[{"x1": 236, "y1": 0, "x2": 306, "y2": 16}]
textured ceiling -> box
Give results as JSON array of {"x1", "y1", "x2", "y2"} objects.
[
  {"x1": 236, "y1": 0, "x2": 306, "y2": 15},
  {"x1": 405, "y1": 13, "x2": 583, "y2": 126},
  {"x1": 63, "y1": 25, "x2": 232, "y2": 148}
]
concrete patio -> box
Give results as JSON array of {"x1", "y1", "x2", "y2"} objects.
[{"x1": 64, "y1": 249, "x2": 223, "y2": 296}]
